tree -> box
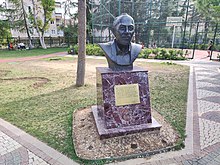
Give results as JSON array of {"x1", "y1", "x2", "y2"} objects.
[
  {"x1": 76, "y1": 0, "x2": 86, "y2": 86},
  {"x1": 61, "y1": 0, "x2": 92, "y2": 43},
  {"x1": 20, "y1": 0, "x2": 34, "y2": 49},
  {"x1": 0, "y1": 4, "x2": 10, "y2": 38},
  {"x1": 30, "y1": 0, "x2": 55, "y2": 49},
  {"x1": 195, "y1": 0, "x2": 220, "y2": 22},
  {"x1": 0, "y1": 20, "x2": 10, "y2": 39},
  {"x1": 61, "y1": 0, "x2": 78, "y2": 46},
  {"x1": 63, "y1": 0, "x2": 77, "y2": 20},
  {"x1": 0, "y1": 0, "x2": 34, "y2": 47},
  {"x1": 62, "y1": 21, "x2": 78, "y2": 46}
]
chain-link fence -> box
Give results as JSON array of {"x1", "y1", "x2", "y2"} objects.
[
  {"x1": 91, "y1": 0, "x2": 220, "y2": 60},
  {"x1": 0, "y1": 37, "x2": 68, "y2": 50}
]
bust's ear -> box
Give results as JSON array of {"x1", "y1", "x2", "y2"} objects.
[{"x1": 111, "y1": 26, "x2": 116, "y2": 37}]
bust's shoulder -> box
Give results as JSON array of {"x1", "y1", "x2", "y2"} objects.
[
  {"x1": 131, "y1": 43, "x2": 142, "y2": 53},
  {"x1": 98, "y1": 41, "x2": 115, "y2": 54},
  {"x1": 131, "y1": 43, "x2": 142, "y2": 49},
  {"x1": 98, "y1": 41, "x2": 114, "y2": 48}
]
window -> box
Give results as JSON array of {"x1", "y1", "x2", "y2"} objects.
[
  {"x1": 28, "y1": 6, "x2": 31, "y2": 12},
  {"x1": 52, "y1": 30, "x2": 55, "y2": 34},
  {"x1": 51, "y1": 21, "x2": 54, "y2": 24}
]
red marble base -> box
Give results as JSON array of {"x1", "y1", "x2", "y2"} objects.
[
  {"x1": 96, "y1": 67, "x2": 153, "y2": 129},
  {"x1": 92, "y1": 66, "x2": 162, "y2": 139},
  {"x1": 92, "y1": 105, "x2": 161, "y2": 139}
]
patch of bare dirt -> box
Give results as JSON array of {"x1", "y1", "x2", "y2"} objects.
[
  {"x1": 73, "y1": 108, "x2": 179, "y2": 160},
  {"x1": 0, "y1": 69, "x2": 11, "y2": 77},
  {"x1": 0, "y1": 77, "x2": 50, "y2": 88}
]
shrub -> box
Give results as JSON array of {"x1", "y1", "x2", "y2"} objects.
[
  {"x1": 176, "y1": 50, "x2": 184, "y2": 57},
  {"x1": 69, "y1": 44, "x2": 105, "y2": 56},
  {"x1": 155, "y1": 49, "x2": 169, "y2": 59},
  {"x1": 213, "y1": 44, "x2": 220, "y2": 51},
  {"x1": 199, "y1": 44, "x2": 207, "y2": 50},
  {"x1": 85, "y1": 44, "x2": 104, "y2": 56},
  {"x1": 69, "y1": 44, "x2": 186, "y2": 60},
  {"x1": 67, "y1": 45, "x2": 76, "y2": 54},
  {"x1": 139, "y1": 48, "x2": 152, "y2": 58},
  {"x1": 168, "y1": 49, "x2": 177, "y2": 60},
  {"x1": 151, "y1": 48, "x2": 160, "y2": 56},
  {"x1": 73, "y1": 45, "x2": 78, "y2": 54}
]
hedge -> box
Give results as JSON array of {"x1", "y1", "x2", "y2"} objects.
[{"x1": 69, "y1": 44, "x2": 186, "y2": 60}]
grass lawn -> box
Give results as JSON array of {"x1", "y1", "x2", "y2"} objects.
[
  {"x1": 0, "y1": 57, "x2": 189, "y2": 164},
  {"x1": 0, "y1": 47, "x2": 67, "y2": 59}
]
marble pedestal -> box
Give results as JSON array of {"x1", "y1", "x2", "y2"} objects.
[{"x1": 92, "y1": 67, "x2": 161, "y2": 139}]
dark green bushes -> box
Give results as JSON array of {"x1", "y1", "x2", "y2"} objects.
[
  {"x1": 69, "y1": 44, "x2": 186, "y2": 60},
  {"x1": 187, "y1": 43, "x2": 220, "y2": 51},
  {"x1": 139, "y1": 49, "x2": 152, "y2": 58},
  {"x1": 140, "y1": 48, "x2": 185, "y2": 60}
]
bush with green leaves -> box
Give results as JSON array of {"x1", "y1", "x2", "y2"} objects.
[
  {"x1": 185, "y1": 43, "x2": 220, "y2": 51},
  {"x1": 168, "y1": 49, "x2": 176, "y2": 59},
  {"x1": 151, "y1": 48, "x2": 160, "y2": 56},
  {"x1": 67, "y1": 45, "x2": 75, "y2": 54},
  {"x1": 176, "y1": 50, "x2": 184, "y2": 57},
  {"x1": 69, "y1": 44, "x2": 105, "y2": 56},
  {"x1": 139, "y1": 49, "x2": 152, "y2": 58},
  {"x1": 155, "y1": 49, "x2": 168, "y2": 59},
  {"x1": 69, "y1": 44, "x2": 186, "y2": 60}
]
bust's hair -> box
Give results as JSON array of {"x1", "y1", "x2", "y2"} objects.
[
  {"x1": 111, "y1": 13, "x2": 134, "y2": 35},
  {"x1": 112, "y1": 13, "x2": 134, "y2": 27}
]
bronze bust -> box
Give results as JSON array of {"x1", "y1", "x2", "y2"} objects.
[{"x1": 98, "y1": 13, "x2": 142, "y2": 71}]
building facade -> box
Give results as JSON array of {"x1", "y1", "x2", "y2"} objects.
[{"x1": 3, "y1": 0, "x2": 64, "y2": 38}]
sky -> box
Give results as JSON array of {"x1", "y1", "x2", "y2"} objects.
[{"x1": 0, "y1": 0, "x2": 5, "y2": 5}]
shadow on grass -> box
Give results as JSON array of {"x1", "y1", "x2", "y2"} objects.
[{"x1": 0, "y1": 84, "x2": 107, "y2": 164}]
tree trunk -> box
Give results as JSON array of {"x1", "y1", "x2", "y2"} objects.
[
  {"x1": 31, "y1": 0, "x2": 47, "y2": 49},
  {"x1": 21, "y1": 0, "x2": 33, "y2": 49},
  {"x1": 40, "y1": 31, "x2": 47, "y2": 49},
  {"x1": 76, "y1": 0, "x2": 86, "y2": 87}
]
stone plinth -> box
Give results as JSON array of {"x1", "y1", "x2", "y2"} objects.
[{"x1": 92, "y1": 67, "x2": 161, "y2": 139}]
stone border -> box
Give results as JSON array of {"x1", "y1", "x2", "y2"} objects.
[
  {"x1": 192, "y1": 67, "x2": 201, "y2": 152},
  {"x1": 0, "y1": 118, "x2": 78, "y2": 165}
]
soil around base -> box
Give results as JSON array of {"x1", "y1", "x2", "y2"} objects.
[{"x1": 72, "y1": 108, "x2": 180, "y2": 160}]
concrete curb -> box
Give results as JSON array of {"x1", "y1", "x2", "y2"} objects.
[{"x1": 0, "y1": 118, "x2": 79, "y2": 165}]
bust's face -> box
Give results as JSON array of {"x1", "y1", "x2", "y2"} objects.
[{"x1": 113, "y1": 16, "x2": 135, "y2": 46}]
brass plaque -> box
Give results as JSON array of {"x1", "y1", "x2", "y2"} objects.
[{"x1": 114, "y1": 84, "x2": 140, "y2": 106}]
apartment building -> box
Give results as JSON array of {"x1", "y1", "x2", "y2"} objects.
[{"x1": 2, "y1": 0, "x2": 64, "y2": 38}]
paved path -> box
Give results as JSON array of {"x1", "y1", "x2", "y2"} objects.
[
  {"x1": 0, "y1": 51, "x2": 220, "y2": 165},
  {"x1": 0, "y1": 119, "x2": 78, "y2": 165},
  {"x1": 111, "y1": 54, "x2": 220, "y2": 165}
]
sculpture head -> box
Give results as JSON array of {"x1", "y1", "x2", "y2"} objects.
[{"x1": 112, "y1": 13, "x2": 135, "y2": 46}]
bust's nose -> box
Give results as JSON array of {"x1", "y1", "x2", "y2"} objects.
[{"x1": 125, "y1": 26, "x2": 130, "y2": 33}]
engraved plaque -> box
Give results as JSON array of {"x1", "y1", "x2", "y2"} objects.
[{"x1": 114, "y1": 84, "x2": 140, "y2": 106}]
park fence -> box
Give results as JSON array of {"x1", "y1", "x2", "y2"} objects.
[{"x1": 0, "y1": 37, "x2": 68, "y2": 50}]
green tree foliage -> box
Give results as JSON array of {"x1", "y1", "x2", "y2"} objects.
[
  {"x1": 8, "y1": 0, "x2": 34, "y2": 48},
  {"x1": 63, "y1": 0, "x2": 77, "y2": 18},
  {"x1": 61, "y1": 0, "x2": 78, "y2": 44},
  {"x1": 0, "y1": 20, "x2": 10, "y2": 38},
  {"x1": 0, "y1": 4, "x2": 10, "y2": 38},
  {"x1": 0, "y1": 1, "x2": 19, "y2": 39},
  {"x1": 195, "y1": 0, "x2": 220, "y2": 22},
  {"x1": 31, "y1": 0, "x2": 55, "y2": 49},
  {"x1": 61, "y1": 0, "x2": 92, "y2": 43}
]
